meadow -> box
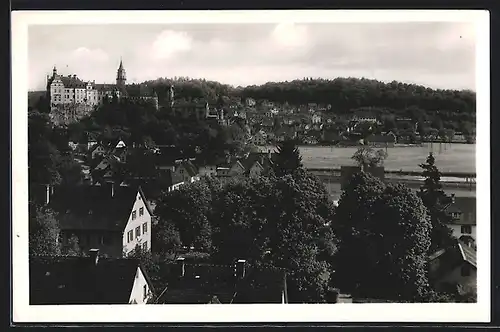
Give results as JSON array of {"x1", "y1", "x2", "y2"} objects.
[{"x1": 263, "y1": 143, "x2": 476, "y2": 174}]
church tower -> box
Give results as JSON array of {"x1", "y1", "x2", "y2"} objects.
[{"x1": 116, "y1": 57, "x2": 127, "y2": 90}]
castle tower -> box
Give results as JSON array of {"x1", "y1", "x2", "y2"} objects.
[{"x1": 116, "y1": 57, "x2": 127, "y2": 90}]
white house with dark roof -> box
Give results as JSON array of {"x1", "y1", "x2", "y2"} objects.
[
  {"x1": 446, "y1": 196, "x2": 476, "y2": 242},
  {"x1": 48, "y1": 184, "x2": 153, "y2": 258}
]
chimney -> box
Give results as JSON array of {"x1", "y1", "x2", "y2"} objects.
[
  {"x1": 88, "y1": 249, "x2": 99, "y2": 266},
  {"x1": 236, "y1": 259, "x2": 246, "y2": 279},
  {"x1": 45, "y1": 184, "x2": 50, "y2": 205},
  {"x1": 176, "y1": 257, "x2": 185, "y2": 277}
]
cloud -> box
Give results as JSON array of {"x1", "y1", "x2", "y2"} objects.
[
  {"x1": 270, "y1": 22, "x2": 309, "y2": 48},
  {"x1": 28, "y1": 23, "x2": 477, "y2": 91},
  {"x1": 150, "y1": 30, "x2": 193, "y2": 60},
  {"x1": 70, "y1": 47, "x2": 109, "y2": 62}
]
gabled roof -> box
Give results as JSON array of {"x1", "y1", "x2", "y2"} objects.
[
  {"x1": 428, "y1": 241, "x2": 477, "y2": 282},
  {"x1": 447, "y1": 197, "x2": 476, "y2": 225},
  {"x1": 55, "y1": 75, "x2": 87, "y2": 89},
  {"x1": 29, "y1": 256, "x2": 153, "y2": 304},
  {"x1": 163, "y1": 169, "x2": 184, "y2": 187},
  {"x1": 240, "y1": 152, "x2": 274, "y2": 173},
  {"x1": 48, "y1": 185, "x2": 151, "y2": 231},
  {"x1": 156, "y1": 262, "x2": 286, "y2": 304},
  {"x1": 179, "y1": 160, "x2": 199, "y2": 177}
]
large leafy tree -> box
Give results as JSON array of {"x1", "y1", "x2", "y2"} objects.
[
  {"x1": 351, "y1": 146, "x2": 388, "y2": 171},
  {"x1": 154, "y1": 171, "x2": 337, "y2": 303},
  {"x1": 155, "y1": 181, "x2": 213, "y2": 251},
  {"x1": 418, "y1": 153, "x2": 455, "y2": 252},
  {"x1": 272, "y1": 138, "x2": 303, "y2": 177},
  {"x1": 29, "y1": 202, "x2": 61, "y2": 256},
  {"x1": 333, "y1": 172, "x2": 432, "y2": 302}
]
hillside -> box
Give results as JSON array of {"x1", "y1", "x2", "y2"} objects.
[{"x1": 143, "y1": 77, "x2": 475, "y2": 113}]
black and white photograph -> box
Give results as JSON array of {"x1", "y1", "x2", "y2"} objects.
[{"x1": 12, "y1": 10, "x2": 490, "y2": 323}]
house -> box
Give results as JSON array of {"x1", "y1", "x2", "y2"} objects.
[
  {"x1": 29, "y1": 251, "x2": 155, "y2": 304},
  {"x1": 241, "y1": 152, "x2": 274, "y2": 178},
  {"x1": 198, "y1": 165, "x2": 218, "y2": 177},
  {"x1": 174, "y1": 160, "x2": 200, "y2": 183},
  {"x1": 47, "y1": 184, "x2": 153, "y2": 258},
  {"x1": 162, "y1": 169, "x2": 185, "y2": 192},
  {"x1": 312, "y1": 113, "x2": 322, "y2": 124},
  {"x1": 90, "y1": 143, "x2": 107, "y2": 160},
  {"x1": 351, "y1": 112, "x2": 378, "y2": 123},
  {"x1": 245, "y1": 98, "x2": 256, "y2": 107},
  {"x1": 446, "y1": 196, "x2": 476, "y2": 242},
  {"x1": 228, "y1": 160, "x2": 247, "y2": 177},
  {"x1": 250, "y1": 130, "x2": 268, "y2": 146},
  {"x1": 156, "y1": 258, "x2": 288, "y2": 304},
  {"x1": 428, "y1": 241, "x2": 476, "y2": 293}
]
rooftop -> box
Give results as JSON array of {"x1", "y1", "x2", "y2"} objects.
[
  {"x1": 46, "y1": 184, "x2": 152, "y2": 231},
  {"x1": 29, "y1": 255, "x2": 153, "y2": 305},
  {"x1": 157, "y1": 262, "x2": 287, "y2": 304}
]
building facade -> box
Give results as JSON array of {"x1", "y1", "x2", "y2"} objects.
[{"x1": 46, "y1": 59, "x2": 158, "y2": 111}]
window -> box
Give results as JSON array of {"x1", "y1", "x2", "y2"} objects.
[
  {"x1": 127, "y1": 230, "x2": 133, "y2": 243},
  {"x1": 136, "y1": 226, "x2": 141, "y2": 238},
  {"x1": 132, "y1": 210, "x2": 137, "y2": 220},
  {"x1": 461, "y1": 265, "x2": 471, "y2": 277},
  {"x1": 143, "y1": 222, "x2": 147, "y2": 234},
  {"x1": 461, "y1": 225, "x2": 472, "y2": 234},
  {"x1": 139, "y1": 207, "x2": 144, "y2": 216},
  {"x1": 142, "y1": 241, "x2": 148, "y2": 251},
  {"x1": 143, "y1": 285, "x2": 148, "y2": 301}
]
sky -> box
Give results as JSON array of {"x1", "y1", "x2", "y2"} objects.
[{"x1": 28, "y1": 22, "x2": 476, "y2": 91}]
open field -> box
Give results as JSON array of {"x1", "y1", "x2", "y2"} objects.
[{"x1": 262, "y1": 143, "x2": 475, "y2": 173}]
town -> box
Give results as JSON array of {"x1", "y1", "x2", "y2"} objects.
[{"x1": 28, "y1": 58, "x2": 477, "y2": 305}]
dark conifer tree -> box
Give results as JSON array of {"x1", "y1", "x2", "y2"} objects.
[
  {"x1": 418, "y1": 152, "x2": 455, "y2": 252},
  {"x1": 272, "y1": 138, "x2": 303, "y2": 177}
]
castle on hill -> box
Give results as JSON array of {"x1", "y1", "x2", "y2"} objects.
[{"x1": 46, "y1": 58, "x2": 159, "y2": 110}]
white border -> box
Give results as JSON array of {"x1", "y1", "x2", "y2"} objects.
[{"x1": 12, "y1": 10, "x2": 490, "y2": 323}]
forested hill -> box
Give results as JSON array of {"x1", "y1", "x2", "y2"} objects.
[
  {"x1": 143, "y1": 77, "x2": 476, "y2": 115},
  {"x1": 31, "y1": 76, "x2": 476, "y2": 119},
  {"x1": 239, "y1": 78, "x2": 476, "y2": 114}
]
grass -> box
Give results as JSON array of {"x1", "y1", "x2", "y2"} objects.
[{"x1": 264, "y1": 143, "x2": 475, "y2": 173}]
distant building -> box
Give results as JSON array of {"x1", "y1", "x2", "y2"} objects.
[
  {"x1": 29, "y1": 252, "x2": 155, "y2": 304},
  {"x1": 174, "y1": 160, "x2": 200, "y2": 183},
  {"x1": 250, "y1": 130, "x2": 268, "y2": 146},
  {"x1": 45, "y1": 58, "x2": 159, "y2": 115},
  {"x1": 245, "y1": 98, "x2": 256, "y2": 107},
  {"x1": 446, "y1": 196, "x2": 476, "y2": 243}
]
